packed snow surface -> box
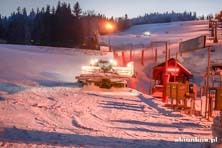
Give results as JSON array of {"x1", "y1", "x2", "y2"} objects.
[
  {"x1": 101, "y1": 20, "x2": 210, "y2": 48},
  {"x1": 0, "y1": 87, "x2": 212, "y2": 147}
]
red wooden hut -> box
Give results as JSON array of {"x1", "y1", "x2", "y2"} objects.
[{"x1": 153, "y1": 58, "x2": 192, "y2": 85}]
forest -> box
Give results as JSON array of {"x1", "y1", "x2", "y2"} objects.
[
  {"x1": 131, "y1": 11, "x2": 199, "y2": 25},
  {"x1": 0, "y1": 1, "x2": 131, "y2": 48},
  {"x1": 0, "y1": 1, "x2": 210, "y2": 48}
]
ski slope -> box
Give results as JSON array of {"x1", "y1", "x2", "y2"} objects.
[
  {"x1": 0, "y1": 44, "x2": 112, "y2": 87},
  {"x1": 0, "y1": 87, "x2": 212, "y2": 148},
  {"x1": 101, "y1": 20, "x2": 210, "y2": 49},
  {"x1": 0, "y1": 20, "x2": 219, "y2": 147},
  {"x1": 102, "y1": 20, "x2": 222, "y2": 93}
]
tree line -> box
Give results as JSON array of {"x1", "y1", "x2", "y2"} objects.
[
  {"x1": 0, "y1": 1, "x2": 131, "y2": 48},
  {"x1": 131, "y1": 11, "x2": 199, "y2": 25},
  {"x1": 0, "y1": 1, "x2": 217, "y2": 48},
  {"x1": 216, "y1": 11, "x2": 222, "y2": 21}
]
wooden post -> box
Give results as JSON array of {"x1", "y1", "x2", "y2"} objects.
[
  {"x1": 113, "y1": 51, "x2": 116, "y2": 60},
  {"x1": 122, "y1": 51, "x2": 125, "y2": 66},
  {"x1": 166, "y1": 43, "x2": 168, "y2": 63},
  {"x1": 206, "y1": 47, "x2": 211, "y2": 119},
  {"x1": 130, "y1": 78, "x2": 136, "y2": 89},
  {"x1": 141, "y1": 50, "x2": 144, "y2": 65},
  {"x1": 209, "y1": 96, "x2": 213, "y2": 118},
  {"x1": 209, "y1": 19, "x2": 212, "y2": 28},
  {"x1": 190, "y1": 98, "x2": 194, "y2": 115},
  {"x1": 204, "y1": 78, "x2": 208, "y2": 118},
  {"x1": 200, "y1": 87, "x2": 203, "y2": 115},
  {"x1": 163, "y1": 42, "x2": 169, "y2": 103},
  {"x1": 194, "y1": 84, "x2": 197, "y2": 111},
  {"x1": 220, "y1": 111, "x2": 222, "y2": 126},
  {"x1": 212, "y1": 75, "x2": 215, "y2": 87},
  {"x1": 211, "y1": 27, "x2": 214, "y2": 37},
  {"x1": 168, "y1": 48, "x2": 171, "y2": 59},
  {"x1": 155, "y1": 48, "x2": 157, "y2": 62},
  {"x1": 184, "y1": 97, "x2": 187, "y2": 108},
  {"x1": 201, "y1": 96, "x2": 203, "y2": 116},
  {"x1": 130, "y1": 50, "x2": 133, "y2": 61},
  {"x1": 214, "y1": 21, "x2": 218, "y2": 43},
  {"x1": 220, "y1": 75, "x2": 222, "y2": 88},
  {"x1": 176, "y1": 98, "x2": 179, "y2": 107}
]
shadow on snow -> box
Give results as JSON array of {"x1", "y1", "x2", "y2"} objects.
[
  {"x1": 0, "y1": 127, "x2": 202, "y2": 148},
  {"x1": 0, "y1": 82, "x2": 26, "y2": 94},
  {"x1": 114, "y1": 127, "x2": 208, "y2": 136},
  {"x1": 112, "y1": 120, "x2": 203, "y2": 129},
  {"x1": 35, "y1": 80, "x2": 82, "y2": 88},
  {"x1": 99, "y1": 100, "x2": 145, "y2": 112},
  {"x1": 138, "y1": 94, "x2": 183, "y2": 117}
]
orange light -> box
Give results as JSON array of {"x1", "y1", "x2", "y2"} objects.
[
  {"x1": 105, "y1": 23, "x2": 113, "y2": 30},
  {"x1": 167, "y1": 68, "x2": 179, "y2": 72}
]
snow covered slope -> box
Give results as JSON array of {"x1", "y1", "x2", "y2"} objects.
[
  {"x1": 101, "y1": 20, "x2": 209, "y2": 49},
  {"x1": 0, "y1": 44, "x2": 112, "y2": 87},
  {"x1": 101, "y1": 20, "x2": 222, "y2": 95},
  {"x1": 0, "y1": 20, "x2": 218, "y2": 147},
  {"x1": 0, "y1": 87, "x2": 212, "y2": 148}
]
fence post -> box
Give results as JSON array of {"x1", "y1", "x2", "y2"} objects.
[
  {"x1": 130, "y1": 78, "x2": 136, "y2": 89},
  {"x1": 130, "y1": 50, "x2": 132, "y2": 61},
  {"x1": 155, "y1": 48, "x2": 157, "y2": 62},
  {"x1": 141, "y1": 50, "x2": 144, "y2": 65},
  {"x1": 200, "y1": 87, "x2": 203, "y2": 116},
  {"x1": 168, "y1": 48, "x2": 171, "y2": 59},
  {"x1": 122, "y1": 51, "x2": 126, "y2": 66}
]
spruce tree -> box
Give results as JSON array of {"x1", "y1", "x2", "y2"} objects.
[{"x1": 73, "y1": 2, "x2": 82, "y2": 19}]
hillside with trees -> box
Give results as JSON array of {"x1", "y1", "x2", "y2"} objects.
[
  {"x1": 131, "y1": 11, "x2": 198, "y2": 25},
  {"x1": 0, "y1": 1, "x2": 131, "y2": 48},
  {"x1": 0, "y1": 1, "x2": 213, "y2": 49}
]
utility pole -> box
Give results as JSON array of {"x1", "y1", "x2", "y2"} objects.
[
  {"x1": 164, "y1": 42, "x2": 169, "y2": 103},
  {"x1": 155, "y1": 48, "x2": 157, "y2": 62},
  {"x1": 214, "y1": 21, "x2": 218, "y2": 43},
  {"x1": 205, "y1": 46, "x2": 211, "y2": 119},
  {"x1": 210, "y1": 20, "x2": 219, "y2": 43},
  {"x1": 141, "y1": 50, "x2": 144, "y2": 65}
]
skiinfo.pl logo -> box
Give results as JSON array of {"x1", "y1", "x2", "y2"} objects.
[{"x1": 175, "y1": 137, "x2": 218, "y2": 143}]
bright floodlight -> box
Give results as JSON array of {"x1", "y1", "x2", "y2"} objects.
[
  {"x1": 94, "y1": 59, "x2": 99, "y2": 63},
  {"x1": 106, "y1": 23, "x2": 113, "y2": 30},
  {"x1": 113, "y1": 60, "x2": 117, "y2": 66},
  {"x1": 144, "y1": 31, "x2": 151, "y2": 36},
  {"x1": 90, "y1": 60, "x2": 94, "y2": 65},
  {"x1": 109, "y1": 59, "x2": 117, "y2": 66},
  {"x1": 90, "y1": 59, "x2": 99, "y2": 66}
]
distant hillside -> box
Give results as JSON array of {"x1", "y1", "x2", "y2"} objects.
[{"x1": 131, "y1": 11, "x2": 199, "y2": 25}]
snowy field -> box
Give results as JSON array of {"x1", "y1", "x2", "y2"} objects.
[
  {"x1": 0, "y1": 87, "x2": 212, "y2": 148},
  {"x1": 101, "y1": 20, "x2": 211, "y2": 49},
  {"x1": 0, "y1": 20, "x2": 220, "y2": 147}
]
